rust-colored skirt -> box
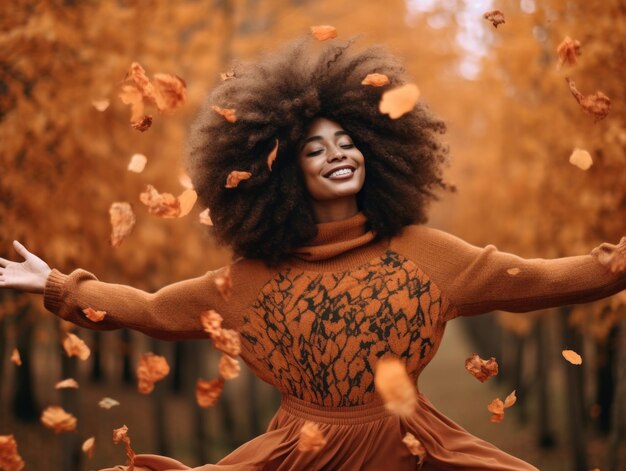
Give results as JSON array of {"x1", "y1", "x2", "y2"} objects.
[{"x1": 102, "y1": 393, "x2": 538, "y2": 470}]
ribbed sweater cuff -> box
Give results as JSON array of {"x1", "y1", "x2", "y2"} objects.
[{"x1": 43, "y1": 269, "x2": 68, "y2": 314}]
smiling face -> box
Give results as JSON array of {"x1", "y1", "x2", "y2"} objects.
[{"x1": 298, "y1": 118, "x2": 365, "y2": 222}]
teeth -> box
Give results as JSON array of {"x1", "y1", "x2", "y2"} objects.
[{"x1": 329, "y1": 168, "x2": 353, "y2": 178}]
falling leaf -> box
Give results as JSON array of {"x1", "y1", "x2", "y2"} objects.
[
  {"x1": 10, "y1": 348, "x2": 21, "y2": 366},
  {"x1": 267, "y1": 139, "x2": 279, "y2": 171},
  {"x1": 225, "y1": 170, "x2": 252, "y2": 188},
  {"x1": 109, "y1": 202, "x2": 136, "y2": 248},
  {"x1": 200, "y1": 310, "x2": 224, "y2": 337},
  {"x1": 41, "y1": 406, "x2": 77, "y2": 433},
  {"x1": 98, "y1": 397, "x2": 120, "y2": 410},
  {"x1": 507, "y1": 267, "x2": 521, "y2": 276},
  {"x1": 0, "y1": 434, "x2": 25, "y2": 471},
  {"x1": 220, "y1": 71, "x2": 235, "y2": 81},
  {"x1": 374, "y1": 357, "x2": 417, "y2": 417},
  {"x1": 402, "y1": 433, "x2": 426, "y2": 462},
  {"x1": 63, "y1": 333, "x2": 91, "y2": 361},
  {"x1": 562, "y1": 349, "x2": 583, "y2": 365},
  {"x1": 55, "y1": 378, "x2": 79, "y2": 389},
  {"x1": 196, "y1": 378, "x2": 224, "y2": 408},
  {"x1": 179, "y1": 172, "x2": 194, "y2": 189},
  {"x1": 199, "y1": 208, "x2": 213, "y2": 226},
  {"x1": 178, "y1": 189, "x2": 197, "y2": 217},
  {"x1": 218, "y1": 354, "x2": 240, "y2": 380},
  {"x1": 82, "y1": 307, "x2": 107, "y2": 322},
  {"x1": 127, "y1": 154, "x2": 147, "y2": 173},
  {"x1": 82, "y1": 437, "x2": 95, "y2": 459},
  {"x1": 136, "y1": 353, "x2": 170, "y2": 394},
  {"x1": 591, "y1": 237, "x2": 626, "y2": 274},
  {"x1": 125, "y1": 62, "x2": 152, "y2": 94},
  {"x1": 379, "y1": 84, "x2": 420, "y2": 119},
  {"x1": 112, "y1": 425, "x2": 135, "y2": 468},
  {"x1": 483, "y1": 10, "x2": 505, "y2": 28},
  {"x1": 464, "y1": 354, "x2": 499, "y2": 382},
  {"x1": 214, "y1": 329, "x2": 241, "y2": 357},
  {"x1": 361, "y1": 73, "x2": 390, "y2": 87},
  {"x1": 487, "y1": 390, "x2": 516, "y2": 423},
  {"x1": 565, "y1": 77, "x2": 611, "y2": 121},
  {"x1": 298, "y1": 422, "x2": 326, "y2": 452},
  {"x1": 92, "y1": 99, "x2": 110, "y2": 112},
  {"x1": 131, "y1": 115, "x2": 153, "y2": 132},
  {"x1": 139, "y1": 185, "x2": 180, "y2": 218},
  {"x1": 556, "y1": 36, "x2": 581, "y2": 69},
  {"x1": 118, "y1": 84, "x2": 144, "y2": 123},
  {"x1": 152, "y1": 73, "x2": 186, "y2": 112},
  {"x1": 214, "y1": 266, "x2": 232, "y2": 301},
  {"x1": 569, "y1": 148, "x2": 593, "y2": 170},
  {"x1": 310, "y1": 25, "x2": 337, "y2": 41},
  {"x1": 211, "y1": 105, "x2": 237, "y2": 123}
]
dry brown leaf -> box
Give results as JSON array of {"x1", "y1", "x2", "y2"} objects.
[
  {"x1": 127, "y1": 154, "x2": 147, "y2": 173},
  {"x1": 556, "y1": 36, "x2": 581, "y2": 69},
  {"x1": 267, "y1": 139, "x2": 279, "y2": 171},
  {"x1": 220, "y1": 71, "x2": 235, "y2": 81},
  {"x1": 152, "y1": 73, "x2": 186, "y2": 112},
  {"x1": 310, "y1": 25, "x2": 337, "y2": 41},
  {"x1": 199, "y1": 208, "x2": 213, "y2": 226},
  {"x1": 464, "y1": 354, "x2": 499, "y2": 382},
  {"x1": 82, "y1": 436, "x2": 95, "y2": 459},
  {"x1": 112, "y1": 425, "x2": 135, "y2": 469},
  {"x1": 137, "y1": 353, "x2": 170, "y2": 394},
  {"x1": 214, "y1": 266, "x2": 232, "y2": 301},
  {"x1": 178, "y1": 189, "x2": 197, "y2": 217},
  {"x1": 10, "y1": 348, "x2": 21, "y2": 366},
  {"x1": 507, "y1": 268, "x2": 521, "y2": 276},
  {"x1": 139, "y1": 185, "x2": 180, "y2": 218},
  {"x1": 298, "y1": 422, "x2": 326, "y2": 452},
  {"x1": 63, "y1": 333, "x2": 91, "y2": 361},
  {"x1": 109, "y1": 202, "x2": 136, "y2": 248},
  {"x1": 82, "y1": 307, "x2": 107, "y2": 322},
  {"x1": 131, "y1": 115, "x2": 153, "y2": 132},
  {"x1": 126, "y1": 62, "x2": 152, "y2": 94},
  {"x1": 483, "y1": 10, "x2": 505, "y2": 28},
  {"x1": 41, "y1": 406, "x2": 77, "y2": 433},
  {"x1": 98, "y1": 397, "x2": 120, "y2": 409},
  {"x1": 503, "y1": 390, "x2": 517, "y2": 408},
  {"x1": 225, "y1": 171, "x2": 252, "y2": 188},
  {"x1": 402, "y1": 433, "x2": 426, "y2": 462},
  {"x1": 118, "y1": 84, "x2": 144, "y2": 123},
  {"x1": 0, "y1": 434, "x2": 25, "y2": 471},
  {"x1": 379, "y1": 84, "x2": 420, "y2": 119},
  {"x1": 211, "y1": 105, "x2": 237, "y2": 123},
  {"x1": 55, "y1": 378, "x2": 79, "y2": 389},
  {"x1": 591, "y1": 237, "x2": 626, "y2": 274},
  {"x1": 562, "y1": 349, "x2": 583, "y2": 365},
  {"x1": 565, "y1": 77, "x2": 611, "y2": 121},
  {"x1": 361, "y1": 73, "x2": 390, "y2": 87},
  {"x1": 487, "y1": 390, "x2": 516, "y2": 423},
  {"x1": 92, "y1": 99, "x2": 110, "y2": 112},
  {"x1": 569, "y1": 148, "x2": 593, "y2": 170},
  {"x1": 196, "y1": 378, "x2": 225, "y2": 408},
  {"x1": 219, "y1": 354, "x2": 240, "y2": 380},
  {"x1": 374, "y1": 357, "x2": 417, "y2": 416},
  {"x1": 200, "y1": 310, "x2": 223, "y2": 337},
  {"x1": 214, "y1": 329, "x2": 241, "y2": 357}
]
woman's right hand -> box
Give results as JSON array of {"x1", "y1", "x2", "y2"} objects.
[{"x1": 0, "y1": 241, "x2": 52, "y2": 294}]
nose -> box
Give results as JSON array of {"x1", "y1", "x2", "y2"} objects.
[{"x1": 326, "y1": 146, "x2": 346, "y2": 162}]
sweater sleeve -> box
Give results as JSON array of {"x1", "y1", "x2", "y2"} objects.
[
  {"x1": 43, "y1": 259, "x2": 274, "y2": 340},
  {"x1": 392, "y1": 226, "x2": 626, "y2": 321}
]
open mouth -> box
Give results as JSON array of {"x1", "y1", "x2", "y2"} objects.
[{"x1": 324, "y1": 165, "x2": 356, "y2": 179}]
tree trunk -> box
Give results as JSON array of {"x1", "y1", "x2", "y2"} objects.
[
  {"x1": 535, "y1": 316, "x2": 556, "y2": 448},
  {"x1": 60, "y1": 330, "x2": 81, "y2": 471},
  {"x1": 121, "y1": 329, "x2": 134, "y2": 385},
  {"x1": 12, "y1": 302, "x2": 39, "y2": 421},
  {"x1": 90, "y1": 330, "x2": 104, "y2": 382},
  {"x1": 597, "y1": 325, "x2": 618, "y2": 433},
  {"x1": 606, "y1": 318, "x2": 626, "y2": 471}
]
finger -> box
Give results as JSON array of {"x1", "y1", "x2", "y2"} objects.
[
  {"x1": 0, "y1": 257, "x2": 11, "y2": 267},
  {"x1": 12, "y1": 240, "x2": 31, "y2": 259}
]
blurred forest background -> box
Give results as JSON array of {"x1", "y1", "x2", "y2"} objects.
[{"x1": 1, "y1": 0, "x2": 625, "y2": 470}]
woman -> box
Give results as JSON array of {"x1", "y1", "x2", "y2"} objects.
[{"x1": 1, "y1": 37, "x2": 625, "y2": 470}]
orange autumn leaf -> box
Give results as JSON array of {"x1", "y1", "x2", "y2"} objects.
[
  {"x1": 591, "y1": 237, "x2": 626, "y2": 274},
  {"x1": 139, "y1": 185, "x2": 180, "y2": 218},
  {"x1": 137, "y1": 353, "x2": 170, "y2": 394},
  {"x1": 91, "y1": 99, "x2": 110, "y2": 112},
  {"x1": 220, "y1": 71, "x2": 235, "y2": 81},
  {"x1": 196, "y1": 378, "x2": 225, "y2": 408},
  {"x1": 379, "y1": 84, "x2": 420, "y2": 119},
  {"x1": 487, "y1": 390, "x2": 516, "y2": 423},
  {"x1": 556, "y1": 36, "x2": 581, "y2": 69},
  {"x1": 98, "y1": 397, "x2": 120, "y2": 409},
  {"x1": 402, "y1": 433, "x2": 426, "y2": 462},
  {"x1": 55, "y1": 378, "x2": 79, "y2": 389},
  {"x1": 483, "y1": 10, "x2": 505, "y2": 28},
  {"x1": 569, "y1": 148, "x2": 593, "y2": 170},
  {"x1": 118, "y1": 84, "x2": 145, "y2": 124},
  {"x1": 199, "y1": 208, "x2": 213, "y2": 226},
  {"x1": 267, "y1": 139, "x2": 279, "y2": 171},
  {"x1": 125, "y1": 62, "x2": 152, "y2": 94},
  {"x1": 298, "y1": 422, "x2": 327, "y2": 452},
  {"x1": 63, "y1": 333, "x2": 91, "y2": 361},
  {"x1": 464, "y1": 354, "x2": 499, "y2": 383},
  {"x1": 211, "y1": 105, "x2": 237, "y2": 123},
  {"x1": 200, "y1": 310, "x2": 224, "y2": 337},
  {"x1": 562, "y1": 349, "x2": 583, "y2": 365},
  {"x1": 361, "y1": 73, "x2": 390, "y2": 87},
  {"x1": 112, "y1": 425, "x2": 136, "y2": 468},
  {"x1": 82, "y1": 307, "x2": 107, "y2": 322},
  {"x1": 214, "y1": 266, "x2": 232, "y2": 301},
  {"x1": 310, "y1": 25, "x2": 337, "y2": 41},
  {"x1": 565, "y1": 77, "x2": 611, "y2": 121},
  {"x1": 506, "y1": 267, "x2": 521, "y2": 276},
  {"x1": 131, "y1": 115, "x2": 153, "y2": 132},
  {"x1": 127, "y1": 153, "x2": 147, "y2": 173},
  {"x1": 0, "y1": 434, "x2": 25, "y2": 471},
  {"x1": 374, "y1": 357, "x2": 417, "y2": 417},
  {"x1": 10, "y1": 348, "x2": 21, "y2": 366},
  {"x1": 225, "y1": 170, "x2": 252, "y2": 188},
  {"x1": 178, "y1": 189, "x2": 198, "y2": 217},
  {"x1": 82, "y1": 436, "x2": 95, "y2": 459},
  {"x1": 41, "y1": 406, "x2": 77, "y2": 433},
  {"x1": 109, "y1": 202, "x2": 136, "y2": 248},
  {"x1": 214, "y1": 329, "x2": 241, "y2": 357},
  {"x1": 152, "y1": 73, "x2": 186, "y2": 113},
  {"x1": 179, "y1": 172, "x2": 194, "y2": 189},
  {"x1": 219, "y1": 354, "x2": 240, "y2": 380}
]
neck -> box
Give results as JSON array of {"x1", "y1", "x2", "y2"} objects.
[{"x1": 311, "y1": 197, "x2": 359, "y2": 223}]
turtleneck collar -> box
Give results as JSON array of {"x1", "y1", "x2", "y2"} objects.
[{"x1": 292, "y1": 212, "x2": 376, "y2": 262}]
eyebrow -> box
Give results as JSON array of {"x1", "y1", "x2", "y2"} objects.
[{"x1": 302, "y1": 130, "x2": 349, "y2": 146}]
